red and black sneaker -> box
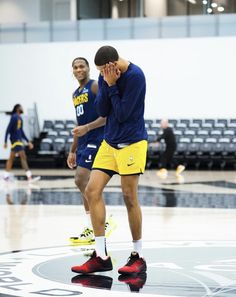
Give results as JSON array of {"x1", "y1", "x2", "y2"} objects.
[
  {"x1": 118, "y1": 252, "x2": 147, "y2": 275},
  {"x1": 71, "y1": 274, "x2": 113, "y2": 290},
  {"x1": 118, "y1": 272, "x2": 147, "y2": 292},
  {"x1": 71, "y1": 251, "x2": 113, "y2": 274}
]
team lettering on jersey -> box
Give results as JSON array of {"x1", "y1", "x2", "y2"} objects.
[{"x1": 73, "y1": 93, "x2": 89, "y2": 106}]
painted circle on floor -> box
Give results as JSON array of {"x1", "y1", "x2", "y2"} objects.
[{"x1": 0, "y1": 241, "x2": 236, "y2": 297}]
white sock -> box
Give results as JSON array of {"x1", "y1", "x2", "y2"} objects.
[
  {"x1": 133, "y1": 239, "x2": 143, "y2": 257},
  {"x1": 95, "y1": 236, "x2": 107, "y2": 259},
  {"x1": 26, "y1": 170, "x2": 32, "y2": 179},
  {"x1": 86, "y1": 212, "x2": 92, "y2": 229}
]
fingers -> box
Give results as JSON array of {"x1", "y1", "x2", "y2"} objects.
[
  {"x1": 67, "y1": 161, "x2": 73, "y2": 169},
  {"x1": 67, "y1": 153, "x2": 76, "y2": 169},
  {"x1": 103, "y1": 65, "x2": 109, "y2": 78},
  {"x1": 28, "y1": 142, "x2": 34, "y2": 150},
  {"x1": 106, "y1": 63, "x2": 116, "y2": 75},
  {"x1": 67, "y1": 158, "x2": 74, "y2": 169},
  {"x1": 104, "y1": 63, "x2": 115, "y2": 75},
  {"x1": 103, "y1": 63, "x2": 120, "y2": 86},
  {"x1": 71, "y1": 127, "x2": 78, "y2": 135},
  {"x1": 72, "y1": 126, "x2": 85, "y2": 136}
]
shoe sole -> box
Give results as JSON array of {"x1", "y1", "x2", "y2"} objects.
[
  {"x1": 71, "y1": 266, "x2": 113, "y2": 274},
  {"x1": 69, "y1": 239, "x2": 95, "y2": 245},
  {"x1": 118, "y1": 265, "x2": 147, "y2": 275},
  {"x1": 29, "y1": 176, "x2": 41, "y2": 182}
]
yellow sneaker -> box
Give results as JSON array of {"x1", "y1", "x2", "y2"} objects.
[
  {"x1": 105, "y1": 215, "x2": 117, "y2": 238},
  {"x1": 176, "y1": 165, "x2": 185, "y2": 176},
  {"x1": 157, "y1": 168, "x2": 168, "y2": 179},
  {"x1": 69, "y1": 227, "x2": 94, "y2": 245},
  {"x1": 69, "y1": 216, "x2": 117, "y2": 245}
]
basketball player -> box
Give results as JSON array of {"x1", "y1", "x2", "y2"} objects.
[
  {"x1": 68, "y1": 57, "x2": 116, "y2": 245},
  {"x1": 71, "y1": 46, "x2": 148, "y2": 275},
  {"x1": 4, "y1": 104, "x2": 35, "y2": 181},
  {"x1": 156, "y1": 119, "x2": 185, "y2": 178}
]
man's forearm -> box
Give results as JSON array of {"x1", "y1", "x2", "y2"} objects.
[
  {"x1": 87, "y1": 117, "x2": 106, "y2": 132},
  {"x1": 70, "y1": 135, "x2": 78, "y2": 153}
]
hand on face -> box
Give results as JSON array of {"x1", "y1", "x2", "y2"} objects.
[{"x1": 103, "y1": 62, "x2": 121, "y2": 86}]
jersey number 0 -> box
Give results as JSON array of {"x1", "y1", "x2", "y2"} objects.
[{"x1": 76, "y1": 104, "x2": 84, "y2": 117}]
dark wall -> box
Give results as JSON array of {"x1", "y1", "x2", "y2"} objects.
[
  {"x1": 77, "y1": 0, "x2": 110, "y2": 19},
  {"x1": 167, "y1": 0, "x2": 203, "y2": 16},
  {"x1": 77, "y1": 0, "x2": 140, "y2": 19}
]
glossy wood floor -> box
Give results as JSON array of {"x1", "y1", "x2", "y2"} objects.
[{"x1": 1, "y1": 169, "x2": 236, "y2": 254}]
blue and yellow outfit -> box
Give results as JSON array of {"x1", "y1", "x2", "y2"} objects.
[
  {"x1": 73, "y1": 79, "x2": 104, "y2": 169},
  {"x1": 5, "y1": 113, "x2": 29, "y2": 152},
  {"x1": 93, "y1": 63, "x2": 148, "y2": 176}
]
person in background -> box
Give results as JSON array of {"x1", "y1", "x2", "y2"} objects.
[
  {"x1": 156, "y1": 119, "x2": 185, "y2": 178},
  {"x1": 4, "y1": 104, "x2": 37, "y2": 182}
]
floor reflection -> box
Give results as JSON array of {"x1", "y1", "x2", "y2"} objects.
[
  {"x1": 71, "y1": 273, "x2": 147, "y2": 292},
  {"x1": 71, "y1": 274, "x2": 113, "y2": 290},
  {"x1": 0, "y1": 186, "x2": 236, "y2": 209},
  {"x1": 118, "y1": 273, "x2": 147, "y2": 292}
]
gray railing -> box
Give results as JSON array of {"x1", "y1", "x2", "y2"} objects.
[{"x1": 0, "y1": 14, "x2": 236, "y2": 44}]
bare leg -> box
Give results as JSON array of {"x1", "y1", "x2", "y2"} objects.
[
  {"x1": 74, "y1": 166, "x2": 90, "y2": 212},
  {"x1": 85, "y1": 170, "x2": 111, "y2": 236},
  {"x1": 5, "y1": 151, "x2": 16, "y2": 172},
  {"x1": 121, "y1": 175, "x2": 142, "y2": 241},
  {"x1": 18, "y1": 150, "x2": 29, "y2": 171}
]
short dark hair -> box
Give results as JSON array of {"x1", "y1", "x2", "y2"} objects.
[
  {"x1": 72, "y1": 57, "x2": 89, "y2": 67},
  {"x1": 12, "y1": 104, "x2": 21, "y2": 114},
  {"x1": 94, "y1": 46, "x2": 119, "y2": 66}
]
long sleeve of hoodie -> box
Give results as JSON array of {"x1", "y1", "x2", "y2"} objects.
[
  {"x1": 4, "y1": 115, "x2": 17, "y2": 143},
  {"x1": 95, "y1": 76, "x2": 112, "y2": 117}
]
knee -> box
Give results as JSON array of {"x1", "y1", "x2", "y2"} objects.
[
  {"x1": 123, "y1": 188, "x2": 137, "y2": 209},
  {"x1": 20, "y1": 154, "x2": 26, "y2": 161},
  {"x1": 74, "y1": 174, "x2": 84, "y2": 190},
  {"x1": 85, "y1": 184, "x2": 101, "y2": 204}
]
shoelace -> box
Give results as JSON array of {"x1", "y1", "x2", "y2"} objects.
[
  {"x1": 89, "y1": 251, "x2": 96, "y2": 259},
  {"x1": 125, "y1": 254, "x2": 139, "y2": 266},
  {"x1": 80, "y1": 228, "x2": 93, "y2": 238},
  {"x1": 105, "y1": 222, "x2": 109, "y2": 230},
  {"x1": 79, "y1": 219, "x2": 112, "y2": 238}
]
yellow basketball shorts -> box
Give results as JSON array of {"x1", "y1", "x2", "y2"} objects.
[
  {"x1": 92, "y1": 140, "x2": 148, "y2": 175},
  {"x1": 11, "y1": 141, "x2": 25, "y2": 152}
]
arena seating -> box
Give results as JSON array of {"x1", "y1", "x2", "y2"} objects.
[
  {"x1": 38, "y1": 119, "x2": 236, "y2": 169},
  {"x1": 39, "y1": 120, "x2": 75, "y2": 156},
  {"x1": 146, "y1": 118, "x2": 236, "y2": 169}
]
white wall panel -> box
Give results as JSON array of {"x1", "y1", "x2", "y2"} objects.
[{"x1": 0, "y1": 37, "x2": 235, "y2": 127}]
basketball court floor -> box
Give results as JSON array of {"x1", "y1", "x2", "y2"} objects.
[{"x1": 0, "y1": 169, "x2": 236, "y2": 297}]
